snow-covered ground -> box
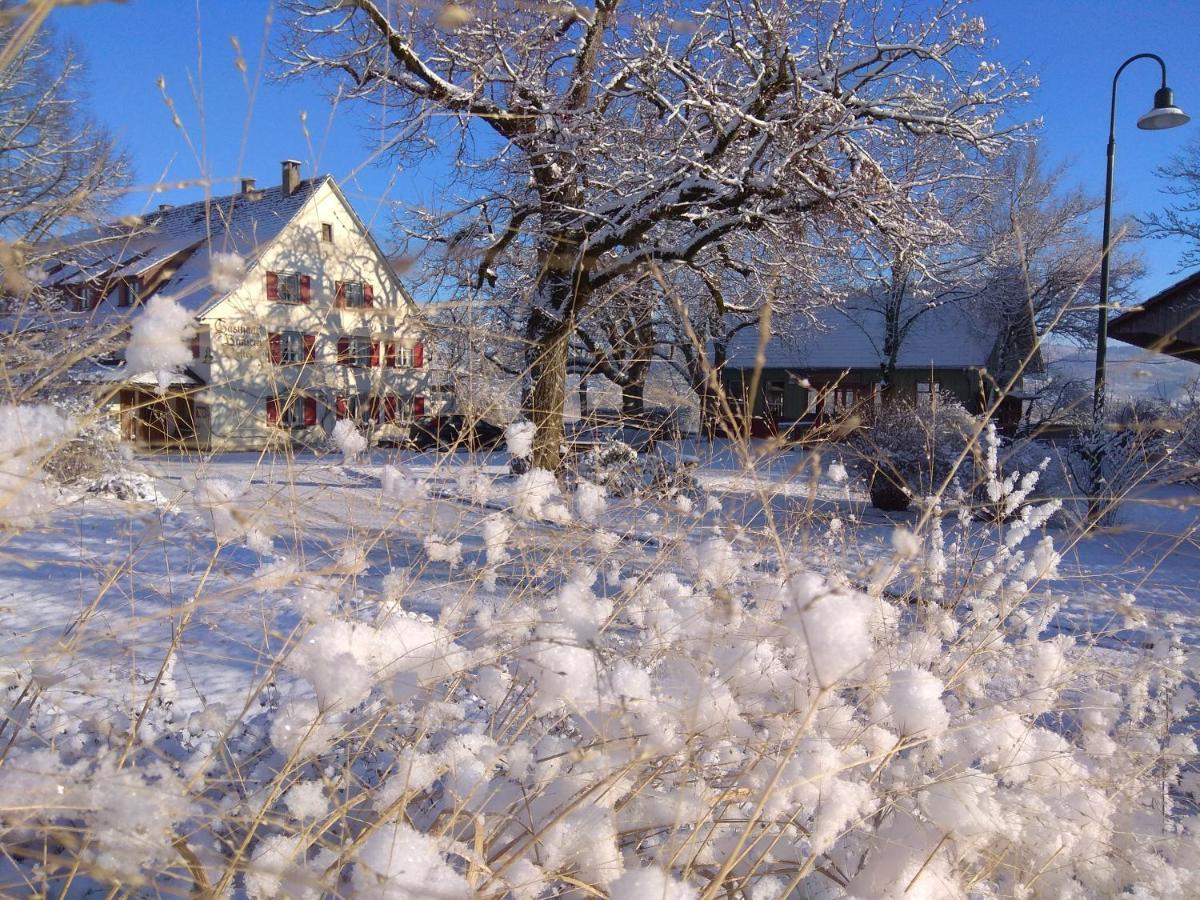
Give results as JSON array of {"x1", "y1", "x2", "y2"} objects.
[
  {"x1": 3, "y1": 441, "x2": 1199, "y2": 897},
  {"x1": 4, "y1": 443, "x2": 1196, "y2": 721}
]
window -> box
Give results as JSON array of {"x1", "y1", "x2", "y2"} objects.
[
  {"x1": 337, "y1": 335, "x2": 378, "y2": 368},
  {"x1": 266, "y1": 271, "x2": 310, "y2": 304},
  {"x1": 764, "y1": 382, "x2": 785, "y2": 421},
  {"x1": 321, "y1": 222, "x2": 333, "y2": 242},
  {"x1": 267, "y1": 396, "x2": 317, "y2": 429},
  {"x1": 827, "y1": 386, "x2": 861, "y2": 413},
  {"x1": 387, "y1": 342, "x2": 424, "y2": 368},
  {"x1": 269, "y1": 331, "x2": 313, "y2": 366},
  {"x1": 70, "y1": 285, "x2": 99, "y2": 312},
  {"x1": 116, "y1": 279, "x2": 140, "y2": 308},
  {"x1": 336, "y1": 280, "x2": 373, "y2": 308},
  {"x1": 917, "y1": 381, "x2": 940, "y2": 407}
]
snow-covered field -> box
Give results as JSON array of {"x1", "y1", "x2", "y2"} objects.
[
  {"x1": 9, "y1": 445, "x2": 1196, "y2": 722},
  {"x1": 2, "y1": 442, "x2": 1198, "y2": 896}
]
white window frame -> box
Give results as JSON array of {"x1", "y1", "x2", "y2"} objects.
[
  {"x1": 279, "y1": 398, "x2": 307, "y2": 429},
  {"x1": 277, "y1": 272, "x2": 301, "y2": 304},
  {"x1": 396, "y1": 345, "x2": 413, "y2": 367},
  {"x1": 347, "y1": 335, "x2": 373, "y2": 368},
  {"x1": 342, "y1": 281, "x2": 366, "y2": 308},
  {"x1": 279, "y1": 331, "x2": 306, "y2": 365}
]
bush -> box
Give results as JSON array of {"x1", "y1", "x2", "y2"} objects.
[{"x1": 848, "y1": 395, "x2": 979, "y2": 509}]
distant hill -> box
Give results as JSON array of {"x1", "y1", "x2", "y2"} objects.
[{"x1": 1044, "y1": 342, "x2": 1198, "y2": 402}]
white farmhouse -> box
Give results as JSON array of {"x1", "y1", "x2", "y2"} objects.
[{"x1": 42, "y1": 161, "x2": 435, "y2": 451}]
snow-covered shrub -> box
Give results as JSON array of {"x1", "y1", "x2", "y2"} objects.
[
  {"x1": 1, "y1": 400, "x2": 1196, "y2": 899},
  {"x1": 575, "y1": 439, "x2": 642, "y2": 497},
  {"x1": 848, "y1": 395, "x2": 978, "y2": 509}
]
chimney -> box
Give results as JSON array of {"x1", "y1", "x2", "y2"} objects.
[
  {"x1": 158, "y1": 203, "x2": 172, "y2": 212},
  {"x1": 282, "y1": 160, "x2": 301, "y2": 197},
  {"x1": 241, "y1": 177, "x2": 257, "y2": 195}
]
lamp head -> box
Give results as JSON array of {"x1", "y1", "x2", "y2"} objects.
[{"x1": 1137, "y1": 86, "x2": 1190, "y2": 130}]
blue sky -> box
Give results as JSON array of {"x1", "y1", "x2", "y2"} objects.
[{"x1": 53, "y1": 0, "x2": 1200, "y2": 297}]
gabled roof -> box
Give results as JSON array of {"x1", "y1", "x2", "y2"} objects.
[
  {"x1": 723, "y1": 302, "x2": 998, "y2": 372},
  {"x1": 1109, "y1": 268, "x2": 1200, "y2": 363},
  {"x1": 39, "y1": 175, "x2": 373, "y2": 318}
]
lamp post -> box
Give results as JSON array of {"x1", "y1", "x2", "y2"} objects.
[{"x1": 1093, "y1": 54, "x2": 1189, "y2": 422}]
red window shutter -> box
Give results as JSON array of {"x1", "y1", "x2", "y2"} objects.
[
  {"x1": 303, "y1": 334, "x2": 315, "y2": 362},
  {"x1": 370, "y1": 341, "x2": 380, "y2": 367},
  {"x1": 335, "y1": 395, "x2": 348, "y2": 419},
  {"x1": 385, "y1": 395, "x2": 398, "y2": 422},
  {"x1": 335, "y1": 281, "x2": 345, "y2": 307},
  {"x1": 413, "y1": 342, "x2": 424, "y2": 368},
  {"x1": 190, "y1": 335, "x2": 201, "y2": 360},
  {"x1": 269, "y1": 333, "x2": 282, "y2": 364},
  {"x1": 266, "y1": 272, "x2": 279, "y2": 301},
  {"x1": 337, "y1": 337, "x2": 350, "y2": 365},
  {"x1": 300, "y1": 274, "x2": 312, "y2": 304},
  {"x1": 267, "y1": 397, "x2": 279, "y2": 424},
  {"x1": 304, "y1": 397, "x2": 317, "y2": 426},
  {"x1": 386, "y1": 343, "x2": 397, "y2": 368},
  {"x1": 368, "y1": 396, "x2": 380, "y2": 423},
  {"x1": 364, "y1": 283, "x2": 374, "y2": 307},
  {"x1": 413, "y1": 396, "x2": 425, "y2": 417}
]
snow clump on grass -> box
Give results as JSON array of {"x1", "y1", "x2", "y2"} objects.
[
  {"x1": 332, "y1": 418, "x2": 367, "y2": 463},
  {"x1": 3, "y1": 436, "x2": 1199, "y2": 898},
  {"x1": 123, "y1": 294, "x2": 196, "y2": 391},
  {"x1": 424, "y1": 533, "x2": 463, "y2": 568},
  {"x1": 0, "y1": 404, "x2": 74, "y2": 522},
  {"x1": 511, "y1": 468, "x2": 571, "y2": 523},
  {"x1": 505, "y1": 419, "x2": 535, "y2": 459}
]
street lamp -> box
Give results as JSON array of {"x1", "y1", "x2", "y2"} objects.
[{"x1": 1093, "y1": 54, "x2": 1189, "y2": 422}]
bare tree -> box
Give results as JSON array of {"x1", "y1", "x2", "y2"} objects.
[
  {"x1": 283, "y1": 0, "x2": 1028, "y2": 468},
  {"x1": 980, "y1": 142, "x2": 1142, "y2": 361},
  {"x1": 0, "y1": 5, "x2": 128, "y2": 299},
  {"x1": 1142, "y1": 135, "x2": 1200, "y2": 269}
]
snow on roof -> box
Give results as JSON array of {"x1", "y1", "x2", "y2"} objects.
[
  {"x1": 724, "y1": 302, "x2": 997, "y2": 372},
  {"x1": 43, "y1": 176, "x2": 328, "y2": 314}
]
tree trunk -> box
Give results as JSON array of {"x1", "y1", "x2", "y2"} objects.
[
  {"x1": 621, "y1": 372, "x2": 646, "y2": 421},
  {"x1": 525, "y1": 311, "x2": 571, "y2": 470}
]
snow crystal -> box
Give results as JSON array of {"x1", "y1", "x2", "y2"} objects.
[
  {"x1": 246, "y1": 833, "x2": 329, "y2": 900},
  {"x1": 382, "y1": 464, "x2": 426, "y2": 501},
  {"x1": 610, "y1": 867, "x2": 697, "y2": 900},
  {"x1": 482, "y1": 514, "x2": 513, "y2": 566},
  {"x1": 511, "y1": 469, "x2": 571, "y2": 524},
  {"x1": 283, "y1": 779, "x2": 329, "y2": 821},
  {"x1": 0, "y1": 404, "x2": 74, "y2": 522},
  {"x1": 209, "y1": 251, "x2": 245, "y2": 293},
  {"x1": 784, "y1": 574, "x2": 875, "y2": 686},
  {"x1": 506, "y1": 420, "x2": 536, "y2": 459},
  {"x1": 332, "y1": 419, "x2": 367, "y2": 463},
  {"x1": 194, "y1": 476, "x2": 249, "y2": 543},
  {"x1": 891, "y1": 527, "x2": 920, "y2": 559},
  {"x1": 887, "y1": 668, "x2": 949, "y2": 736},
  {"x1": 697, "y1": 536, "x2": 739, "y2": 588},
  {"x1": 574, "y1": 479, "x2": 606, "y2": 524},
  {"x1": 424, "y1": 534, "x2": 463, "y2": 568},
  {"x1": 123, "y1": 294, "x2": 196, "y2": 391},
  {"x1": 353, "y1": 822, "x2": 470, "y2": 899}
]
